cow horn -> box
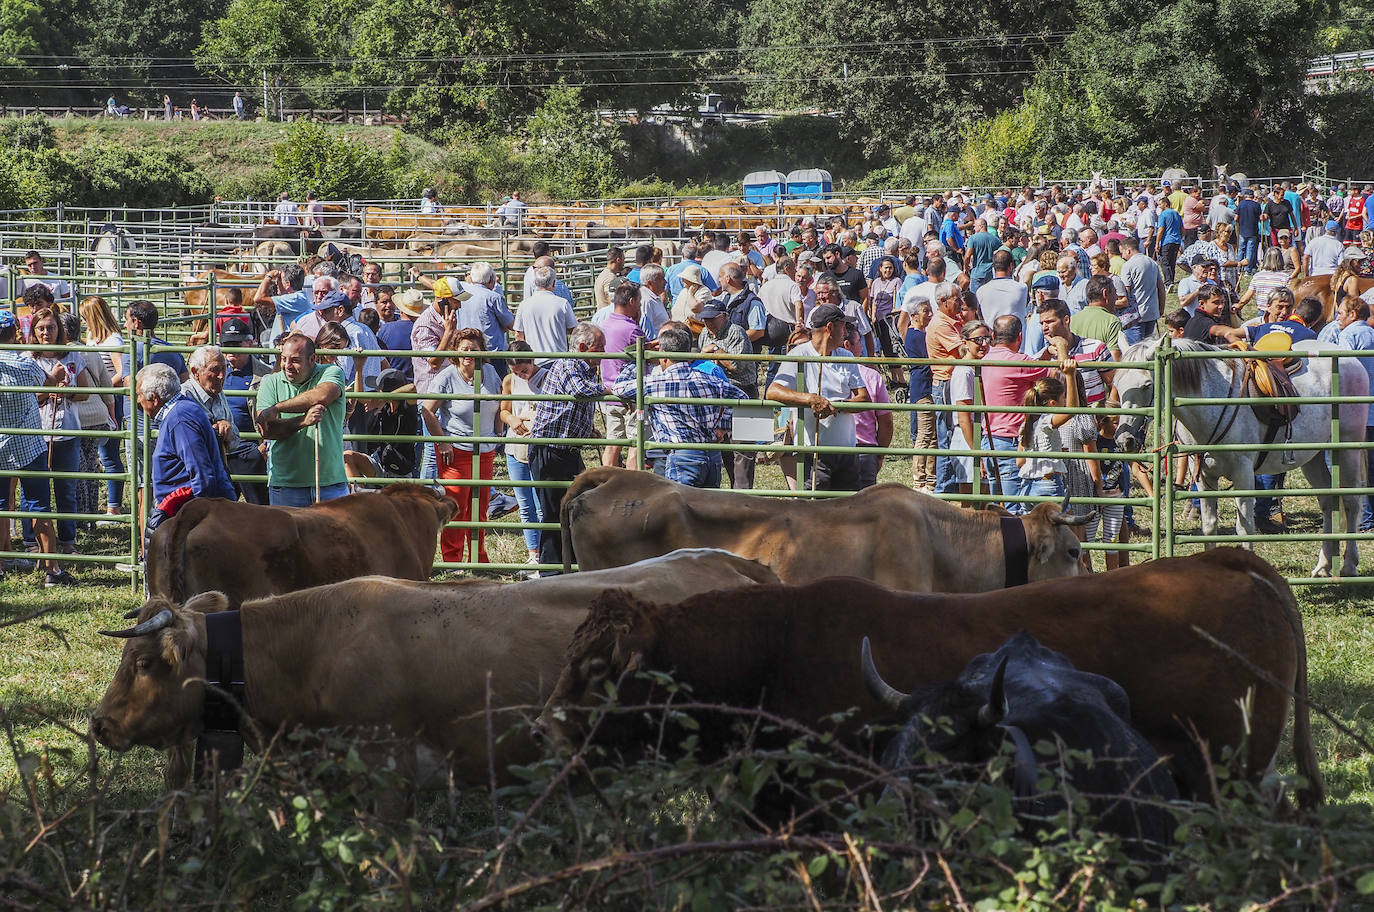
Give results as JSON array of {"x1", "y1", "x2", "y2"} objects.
[
  {"x1": 122, "y1": 607, "x2": 139, "y2": 619},
  {"x1": 860, "y1": 637, "x2": 908, "y2": 712},
  {"x1": 100, "y1": 608, "x2": 175, "y2": 638},
  {"x1": 977, "y1": 655, "x2": 1010, "y2": 727},
  {"x1": 1051, "y1": 508, "x2": 1097, "y2": 527}
]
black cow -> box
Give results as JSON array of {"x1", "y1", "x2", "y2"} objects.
[{"x1": 862, "y1": 630, "x2": 1179, "y2": 845}]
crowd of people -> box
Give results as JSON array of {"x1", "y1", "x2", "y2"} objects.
[{"x1": 3, "y1": 178, "x2": 1374, "y2": 584}]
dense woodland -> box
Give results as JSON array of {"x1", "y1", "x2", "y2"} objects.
[{"x1": 0, "y1": 0, "x2": 1372, "y2": 202}]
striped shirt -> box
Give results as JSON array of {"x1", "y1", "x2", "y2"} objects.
[
  {"x1": 611, "y1": 362, "x2": 747, "y2": 444},
  {"x1": 529, "y1": 356, "x2": 607, "y2": 443},
  {"x1": 0, "y1": 351, "x2": 46, "y2": 469}
]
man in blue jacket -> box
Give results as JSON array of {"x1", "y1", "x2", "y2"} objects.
[{"x1": 136, "y1": 362, "x2": 237, "y2": 550}]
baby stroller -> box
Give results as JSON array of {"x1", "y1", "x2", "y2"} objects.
[{"x1": 878, "y1": 312, "x2": 909, "y2": 403}]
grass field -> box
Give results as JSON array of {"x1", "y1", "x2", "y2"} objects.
[{"x1": 2, "y1": 405, "x2": 1373, "y2": 811}]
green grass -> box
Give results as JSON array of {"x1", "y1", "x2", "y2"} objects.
[
  {"x1": 3, "y1": 409, "x2": 1373, "y2": 809},
  {"x1": 48, "y1": 119, "x2": 446, "y2": 196}
]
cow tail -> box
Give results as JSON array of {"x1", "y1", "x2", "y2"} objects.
[{"x1": 1253, "y1": 570, "x2": 1325, "y2": 808}]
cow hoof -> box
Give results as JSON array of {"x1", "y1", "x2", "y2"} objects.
[{"x1": 1311, "y1": 566, "x2": 1332, "y2": 579}]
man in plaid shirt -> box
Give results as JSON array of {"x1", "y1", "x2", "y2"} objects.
[
  {"x1": 529, "y1": 322, "x2": 608, "y2": 573},
  {"x1": 611, "y1": 322, "x2": 747, "y2": 488}
]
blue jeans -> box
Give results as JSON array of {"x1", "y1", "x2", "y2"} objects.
[
  {"x1": 1027, "y1": 475, "x2": 1066, "y2": 501},
  {"x1": 1, "y1": 450, "x2": 52, "y2": 513},
  {"x1": 505, "y1": 454, "x2": 543, "y2": 552},
  {"x1": 50, "y1": 438, "x2": 79, "y2": 545},
  {"x1": 1361, "y1": 432, "x2": 1374, "y2": 528},
  {"x1": 1256, "y1": 472, "x2": 1286, "y2": 523},
  {"x1": 1122, "y1": 320, "x2": 1157, "y2": 346},
  {"x1": 986, "y1": 435, "x2": 1026, "y2": 513},
  {"x1": 1239, "y1": 236, "x2": 1260, "y2": 274},
  {"x1": 269, "y1": 482, "x2": 349, "y2": 506},
  {"x1": 666, "y1": 449, "x2": 722, "y2": 488},
  {"x1": 932, "y1": 380, "x2": 958, "y2": 493},
  {"x1": 97, "y1": 436, "x2": 125, "y2": 506}
]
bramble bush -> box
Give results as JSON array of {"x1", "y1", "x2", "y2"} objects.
[{"x1": 3, "y1": 667, "x2": 1372, "y2": 910}]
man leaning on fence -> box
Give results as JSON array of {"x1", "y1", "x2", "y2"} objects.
[
  {"x1": 612, "y1": 322, "x2": 748, "y2": 489},
  {"x1": 137, "y1": 363, "x2": 236, "y2": 553},
  {"x1": 766, "y1": 303, "x2": 870, "y2": 492},
  {"x1": 254, "y1": 333, "x2": 348, "y2": 506},
  {"x1": 528, "y1": 322, "x2": 608, "y2": 573},
  {"x1": 183, "y1": 344, "x2": 269, "y2": 505}
]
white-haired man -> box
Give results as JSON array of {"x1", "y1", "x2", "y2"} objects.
[
  {"x1": 457, "y1": 261, "x2": 516, "y2": 373},
  {"x1": 514, "y1": 264, "x2": 579, "y2": 366},
  {"x1": 183, "y1": 344, "x2": 269, "y2": 504},
  {"x1": 139, "y1": 361, "x2": 236, "y2": 547}
]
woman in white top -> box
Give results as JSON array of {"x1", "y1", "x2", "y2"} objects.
[
  {"x1": 948, "y1": 320, "x2": 991, "y2": 503},
  {"x1": 422, "y1": 327, "x2": 502, "y2": 565},
  {"x1": 25, "y1": 308, "x2": 93, "y2": 552},
  {"x1": 498, "y1": 340, "x2": 547, "y2": 568},
  {"x1": 80, "y1": 295, "x2": 126, "y2": 518},
  {"x1": 1017, "y1": 358, "x2": 1092, "y2": 505}
]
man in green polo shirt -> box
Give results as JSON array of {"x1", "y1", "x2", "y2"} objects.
[
  {"x1": 1069, "y1": 273, "x2": 1124, "y2": 361},
  {"x1": 255, "y1": 332, "x2": 348, "y2": 506}
]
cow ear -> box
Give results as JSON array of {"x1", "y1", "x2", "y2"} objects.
[
  {"x1": 159, "y1": 628, "x2": 186, "y2": 672},
  {"x1": 183, "y1": 591, "x2": 232, "y2": 615}
]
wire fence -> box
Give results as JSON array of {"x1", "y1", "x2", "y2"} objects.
[{"x1": 3, "y1": 333, "x2": 1370, "y2": 589}]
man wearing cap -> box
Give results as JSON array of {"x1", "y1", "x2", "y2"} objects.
[
  {"x1": 1133, "y1": 196, "x2": 1156, "y2": 252},
  {"x1": 1180, "y1": 223, "x2": 1226, "y2": 271},
  {"x1": 515, "y1": 265, "x2": 579, "y2": 366},
  {"x1": 766, "y1": 303, "x2": 870, "y2": 491},
  {"x1": 1304, "y1": 221, "x2": 1344, "y2": 277},
  {"x1": 610, "y1": 322, "x2": 747, "y2": 489},
  {"x1": 183, "y1": 344, "x2": 270, "y2": 505},
  {"x1": 292, "y1": 288, "x2": 350, "y2": 342},
  {"x1": 697, "y1": 298, "x2": 758, "y2": 489},
  {"x1": 378, "y1": 288, "x2": 423, "y2": 378},
  {"x1": 220, "y1": 317, "x2": 273, "y2": 462},
  {"x1": 1177, "y1": 256, "x2": 1213, "y2": 315},
  {"x1": 255, "y1": 332, "x2": 348, "y2": 506}
]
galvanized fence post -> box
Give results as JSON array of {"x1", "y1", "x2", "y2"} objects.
[
  {"x1": 635, "y1": 341, "x2": 646, "y2": 471},
  {"x1": 1157, "y1": 335, "x2": 1175, "y2": 559}
]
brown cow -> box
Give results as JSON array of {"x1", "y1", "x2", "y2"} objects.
[
  {"x1": 561, "y1": 467, "x2": 1090, "y2": 591},
  {"x1": 541, "y1": 548, "x2": 1322, "y2": 807},
  {"x1": 1288, "y1": 273, "x2": 1374, "y2": 327},
  {"x1": 92, "y1": 549, "x2": 780, "y2": 785},
  {"x1": 146, "y1": 484, "x2": 456, "y2": 607},
  {"x1": 183, "y1": 269, "x2": 265, "y2": 320}
]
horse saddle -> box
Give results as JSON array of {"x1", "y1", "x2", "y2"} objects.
[{"x1": 1237, "y1": 336, "x2": 1300, "y2": 430}]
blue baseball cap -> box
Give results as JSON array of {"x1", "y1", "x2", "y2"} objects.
[
  {"x1": 1326, "y1": 219, "x2": 1339, "y2": 231},
  {"x1": 0, "y1": 309, "x2": 14, "y2": 330},
  {"x1": 315, "y1": 290, "x2": 351, "y2": 311}
]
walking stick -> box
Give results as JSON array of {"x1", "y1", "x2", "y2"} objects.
[
  {"x1": 973, "y1": 366, "x2": 1003, "y2": 499},
  {"x1": 313, "y1": 424, "x2": 321, "y2": 503}
]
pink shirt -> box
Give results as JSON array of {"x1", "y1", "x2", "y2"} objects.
[
  {"x1": 600, "y1": 311, "x2": 645, "y2": 384},
  {"x1": 854, "y1": 363, "x2": 891, "y2": 446},
  {"x1": 980, "y1": 344, "x2": 1048, "y2": 438}
]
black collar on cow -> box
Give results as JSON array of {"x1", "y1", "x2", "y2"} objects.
[
  {"x1": 197, "y1": 610, "x2": 246, "y2": 774},
  {"x1": 1000, "y1": 515, "x2": 1029, "y2": 588}
]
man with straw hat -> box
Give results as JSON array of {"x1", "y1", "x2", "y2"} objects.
[{"x1": 255, "y1": 332, "x2": 348, "y2": 506}]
